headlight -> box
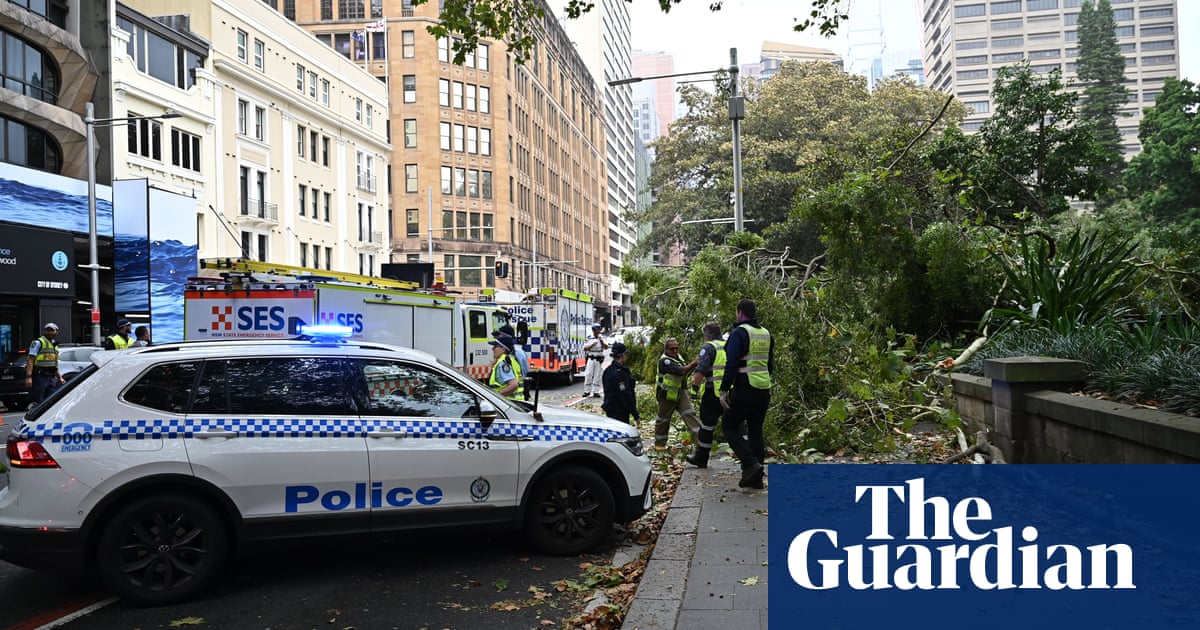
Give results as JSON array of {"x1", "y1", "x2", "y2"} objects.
[{"x1": 608, "y1": 434, "x2": 644, "y2": 457}]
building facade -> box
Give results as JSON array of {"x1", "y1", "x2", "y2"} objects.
[
  {"x1": 921, "y1": 0, "x2": 1180, "y2": 155},
  {"x1": 285, "y1": 0, "x2": 608, "y2": 302}
]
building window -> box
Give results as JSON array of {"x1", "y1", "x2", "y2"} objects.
[
  {"x1": 477, "y1": 44, "x2": 489, "y2": 71},
  {"x1": 366, "y1": 104, "x2": 373, "y2": 128},
  {"x1": 440, "y1": 122, "x2": 451, "y2": 150},
  {"x1": 310, "y1": 131, "x2": 319, "y2": 162},
  {"x1": 1141, "y1": 8, "x2": 1173, "y2": 18},
  {"x1": 480, "y1": 128, "x2": 491, "y2": 156},
  {"x1": 1141, "y1": 26, "x2": 1174, "y2": 36},
  {"x1": 297, "y1": 125, "x2": 306, "y2": 157},
  {"x1": 322, "y1": 137, "x2": 330, "y2": 166},
  {"x1": 438, "y1": 36, "x2": 451, "y2": 62},
  {"x1": 991, "y1": 1, "x2": 1021, "y2": 14},
  {"x1": 372, "y1": 32, "x2": 387, "y2": 60},
  {"x1": 1141, "y1": 40, "x2": 1174, "y2": 51},
  {"x1": 454, "y1": 167, "x2": 466, "y2": 196},
  {"x1": 296, "y1": 64, "x2": 305, "y2": 91},
  {"x1": 340, "y1": 0, "x2": 365, "y2": 19},
  {"x1": 964, "y1": 101, "x2": 990, "y2": 114},
  {"x1": 439, "y1": 79, "x2": 450, "y2": 106},
  {"x1": 479, "y1": 86, "x2": 490, "y2": 113},
  {"x1": 402, "y1": 30, "x2": 415, "y2": 58},
  {"x1": 254, "y1": 105, "x2": 266, "y2": 140},
  {"x1": 404, "y1": 119, "x2": 417, "y2": 148},
  {"x1": 467, "y1": 169, "x2": 479, "y2": 197},
  {"x1": 312, "y1": 186, "x2": 320, "y2": 217},
  {"x1": 955, "y1": 3, "x2": 985, "y2": 17},
  {"x1": 300, "y1": 242, "x2": 307, "y2": 267},
  {"x1": 0, "y1": 115, "x2": 62, "y2": 172},
  {"x1": 237, "y1": 100, "x2": 248, "y2": 135},
  {"x1": 467, "y1": 126, "x2": 477, "y2": 154},
  {"x1": 127, "y1": 113, "x2": 163, "y2": 160},
  {"x1": 355, "y1": 98, "x2": 363, "y2": 122},
  {"x1": 992, "y1": 52, "x2": 1023, "y2": 62},
  {"x1": 465, "y1": 84, "x2": 477, "y2": 111},
  {"x1": 403, "y1": 75, "x2": 417, "y2": 103},
  {"x1": 312, "y1": 244, "x2": 320, "y2": 268},
  {"x1": 481, "y1": 171, "x2": 492, "y2": 199},
  {"x1": 323, "y1": 192, "x2": 332, "y2": 221},
  {"x1": 116, "y1": 16, "x2": 203, "y2": 90},
  {"x1": 405, "y1": 164, "x2": 418, "y2": 193},
  {"x1": 440, "y1": 166, "x2": 452, "y2": 194},
  {"x1": 957, "y1": 55, "x2": 987, "y2": 66},
  {"x1": 236, "y1": 29, "x2": 248, "y2": 62},
  {"x1": 1026, "y1": 0, "x2": 1057, "y2": 10},
  {"x1": 957, "y1": 40, "x2": 987, "y2": 50},
  {"x1": 992, "y1": 36, "x2": 1023, "y2": 48},
  {"x1": 1142, "y1": 54, "x2": 1175, "y2": 66},
  {"x1": 321, "y1": 79, "x2": 330, "y2": 105},
  {"x1": 298, "y1": 184, "x2": 307, "y2": 216},
  {"x1": 322, "y1": 0, "x2": 333, "y2": 19},
  {"x1": 170, "y1": 129, "x2": 200, "y2": 172},
  {"x1": 453, "y1": 82, "x2": 464, "y2": 108},
  {"x1": 453, "y1": 123, "x2": 465, "y2": 152},
  {"x1": 254, "y1": 39, "x2": 265, "y2": 70},
  {"x1": 406, "y1": 209, "x2": 419, "y2": 237}
]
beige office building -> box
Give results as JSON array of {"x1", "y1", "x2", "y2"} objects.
[
  {"x1": 922, "y1": 0, "x2": 1179, "y2": 155},
  {"x1": 282, "y1": 1, "x2": 608, "y2": 300},
  {"x1": 124, "y1": 0, "x2": 391, "y2": 276}
]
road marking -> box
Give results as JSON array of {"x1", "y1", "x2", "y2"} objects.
[{"x1": 6, "y1": 594, "x2": 118, "y2": 630}]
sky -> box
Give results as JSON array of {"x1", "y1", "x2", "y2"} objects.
[{"x1": 628, "y1": 0, "x2": 1197, "y2": 83}]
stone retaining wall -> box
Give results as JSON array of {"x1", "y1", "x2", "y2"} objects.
[{"x1": 946, "y1": 356, "x2": 1200, "y2": 463}]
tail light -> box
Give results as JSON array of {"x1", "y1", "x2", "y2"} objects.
[{"x1": 6, "y1": 434, "x2": 60, "y2": 469}]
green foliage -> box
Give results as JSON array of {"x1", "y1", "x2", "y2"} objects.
[
  {"x1": 986, "y1": 227, "x2": 1140, "y2": 334},
  {"x1": 1123, "y1": 78, "x2": 1200, "y2": 224},
  {"x1": 1075, "y1": 0, "x2": 1129, "y2": 191},
  {"x1": 964, "y1": 318, "x2": 1200, "y2": 417}
]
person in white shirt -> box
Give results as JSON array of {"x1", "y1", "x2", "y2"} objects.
[{"x1": 581, "y1": 323, "x2": 607, "y2": 397}]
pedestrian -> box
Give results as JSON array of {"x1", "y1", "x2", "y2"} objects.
[
  {"x1": 718, "y1": 298, "x2": 774, "y2": 489},
  {"x1": 493, "y1": 324, "x2": 530, "y2": 399},
  {"x1": 601, "y1": 342, "x2": 639, "y2": 425},
  {"x1": 487, "y1": 335, "x2": 524, "y2": 401},
  {"x1": 653, "y1": 337, "x2": 700, "y2": 451},
  {"x1": 25, "y1": 322, "x2": 65, "y2": 407},
  {"x1": 686, "y1": 321, "x2": 726, "y2": 468},
  {"x1": 581, "y1": 323, "x2": 607, "y2": 397},
  {"x1": 103, "y1": 318, "x2": 134, "y2": 350},
  {"x1": 132, "y1": 325, "x2": 153, "y2": 347}
]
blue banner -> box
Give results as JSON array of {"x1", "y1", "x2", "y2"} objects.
[{"x1": 769, "y1": 465, "x2": 1200, "y2": 629}]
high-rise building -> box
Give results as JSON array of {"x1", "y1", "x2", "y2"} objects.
[
  {"x1": 564, "y1": 0, "x2": 635, "y2": 324},
  {"x1": 756, "y1": 41, "x2": 842, "y2": 80},
  {"x1": 922, "y1": 0, "x2": 1180, "y2": 155},
  {"x1": 632, "y1": 97, "x2": 660, "y2": 144},
  {"x1": 631, "y1": 51, "x2": 676, "y2": 138},
  {"x1": 285, "y1": 1, "x2": 608, "y2": 301}
]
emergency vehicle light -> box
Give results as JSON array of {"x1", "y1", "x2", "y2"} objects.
[{"x1": 296, "y1": 324, "x2": 354, "y2": 342}]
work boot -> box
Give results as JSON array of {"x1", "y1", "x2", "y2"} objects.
[
  {"x1": 685, "y1": 451, "x2": 709, "y2": 468},
  {"x1": 738, "y1": 462, "x2": 764, "y2": 487}
]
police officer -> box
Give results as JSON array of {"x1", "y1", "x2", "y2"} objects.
[
  {"x1": 601, "y1": 342, "x2": 639, "y2": 425},
  {"x1": 492, "y1": 324, "x2": 530, "y2": 400},
  {"x1": 103, "y1": 318, "x2": 134, "y2": 350},
  {"x1": 719, "y1": 298, "x2": 774, "y2": 489},
  {"x1": 582, "y1": 323, "x2": 607, "y2": 397},
  {"x1": 25, "y1": 323, "x2": 65, "y2": 406},
  {"x1": 488, "y1": 335, "x2": 524, "y2": 401},
  {"x1": 686, "y1": 321, "x2": 726, "y2": 468},
  {"x1": 654, "y1": 337, "x2": 699, "y2": 451}
]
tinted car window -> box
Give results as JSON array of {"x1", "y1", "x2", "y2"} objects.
[
  {"x1": 192, "y1": 357, "x2": 355, "y2": 415},
  {"x1": 353, "y1": 359, "x2": 477, "y2": 418},
  {"x1": 123, "y1": 362, "x2": 200, "y2": 413}
]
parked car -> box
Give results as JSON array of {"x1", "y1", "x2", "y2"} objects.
[
  {"x1": 605, "y1": 326, "x2": 654, "y2": 348},
  {"x1": 0, "y1": 349, "x2": 31, "y2": 411},
  {"x1": 0, "y1": 330, "x2": 652, "y2": 605},
  {"x1": 55, "y1": 345, "x2": 104, "y2": 380}
]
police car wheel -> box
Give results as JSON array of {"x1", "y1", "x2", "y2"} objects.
[
  {"x1": 96, "y1": 494, "x2": 229, "y2": 605},
  {"x1": 524, "y1": 467, "x2": 615, "y2": 555}
]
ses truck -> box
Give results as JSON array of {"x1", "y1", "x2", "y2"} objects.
[
  {"x1": 184, "y1": 259, "x2": 509, "y2": 381},
  {"x1": 478, "y1": 287, "x2": 595, "y2": 384}
]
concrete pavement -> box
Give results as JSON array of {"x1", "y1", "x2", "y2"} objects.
[{"x1": 622, "y1": 456, "x2": 769, "y2": 629}]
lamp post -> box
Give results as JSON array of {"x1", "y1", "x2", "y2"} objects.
[
  {"x1": 83, "y1": 103, "x2": 180, "y2": 345},
  {"x1": 609, "y1": 47, "x2": 745, "y2": 230}
]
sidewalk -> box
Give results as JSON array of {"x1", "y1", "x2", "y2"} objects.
[{"x1": 622, "y1": 456, "x2": 769, "y2": 630}]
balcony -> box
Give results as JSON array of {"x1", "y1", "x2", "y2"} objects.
[{"x1": 239, "y1": 198, "x2": 279, "y2": 226}]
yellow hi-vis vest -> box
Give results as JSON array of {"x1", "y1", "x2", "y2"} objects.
[
  {"x1": 737, "y1": 323, "x2": 772, "y2": 390},
  {"x1": 698, "y1": 339, "x2": 726, "y2": 398},
  {"x1": 107, "y1": 334, "x2": 133, "y2": 349},
  {"x1": 33, "y1": 336, "x2": 59, "y2": 370},
  {"x1": 489, "y1": 353, "x2": 525, "y2": 400},
  {"x1": 656, "y1": 353, "x2": 686, "y2": 402}
]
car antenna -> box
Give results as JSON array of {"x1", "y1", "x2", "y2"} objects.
[{"x1": 531, "y1": 375, "x2": 544, "y2": 422}]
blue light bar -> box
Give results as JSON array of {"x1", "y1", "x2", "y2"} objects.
[{"x1": 297, "y1": 324, "x2": 354, "y2": 341}]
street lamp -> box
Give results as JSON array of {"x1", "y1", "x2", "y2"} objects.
[
  {"x1": 609, "y1": 48, "x2": 745, "y2": 231},
  {"x1": 83, "y1": 102, "x2": 180, "y2": 345}
]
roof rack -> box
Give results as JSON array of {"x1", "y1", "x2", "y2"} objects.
[{"x1": 200, "y1": 258, "x2": 419, "y2": 291}]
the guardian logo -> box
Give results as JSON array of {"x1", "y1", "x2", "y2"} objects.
[{"x1": 787, "y1": 478, "x2": 1135, "y2": 591}]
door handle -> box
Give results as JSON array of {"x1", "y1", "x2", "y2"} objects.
[
  {"x1": 486, "y1": 434, "x2": 535, "y2": 442},
  {"x1": 367, "y1": 428, "x2": 405, "y2": 438}
]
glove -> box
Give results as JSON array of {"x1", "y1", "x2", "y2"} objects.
[{"x1": 719, "y1": 391, "x2": 732, "y2": 410}]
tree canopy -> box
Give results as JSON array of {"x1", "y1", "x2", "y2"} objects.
[
  {"x1": 1076, "y1": 0, "x2": 1129, "y2": 190},
  {"x1": 1124, "y1": 78, "x2": 1200, "y2": 226}
]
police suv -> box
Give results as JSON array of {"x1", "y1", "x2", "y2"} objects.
[{"x1": 0, "y1": 329, "x2": 651, "y2": 605}]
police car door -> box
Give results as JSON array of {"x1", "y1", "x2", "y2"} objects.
[
  {"x1": 184, "y1": 355, "x2": 371, "y2": 536},
  {"x1": 351, "y1": 358, "x2": 520, "y2": 529}
]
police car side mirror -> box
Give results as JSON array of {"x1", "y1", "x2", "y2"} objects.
[{"x1": 478, "y1": 399, "x2": 498, "y2": 428}]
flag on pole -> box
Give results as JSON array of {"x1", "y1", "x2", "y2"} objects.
[
  {"x1": 365, "y1": 19, "x2": 386, "y2": 33},
  {"x1": 350, "y1": 30, "x2": 365, "y2": 43}
]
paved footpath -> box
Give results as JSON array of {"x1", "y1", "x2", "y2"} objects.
[{"x1": 622, "y1": 456, "x2": 769, "y2": 630}]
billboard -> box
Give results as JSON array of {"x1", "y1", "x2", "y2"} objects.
[
  {"x1": 0, "y1": 162, "x2": 112, "y2": 236},
  {"x1": 0, "y1": 224, "x2": 75, "y2": 297}
]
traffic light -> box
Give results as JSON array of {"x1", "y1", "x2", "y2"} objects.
[{"x1": 494, "y1": 260, "x2": 509, "y2": 278}]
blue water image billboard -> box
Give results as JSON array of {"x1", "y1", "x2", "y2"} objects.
[
  {"x1": 769, "y1": 465, "x2": 1200, "y2": 629},
  {"x1": 0, "y1": 165, "x2": 112, "y2": 235}
]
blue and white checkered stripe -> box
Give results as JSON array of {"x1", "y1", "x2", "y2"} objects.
[{"x1": 29, "y1": 418, "x2": 625, "y2": 443}]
